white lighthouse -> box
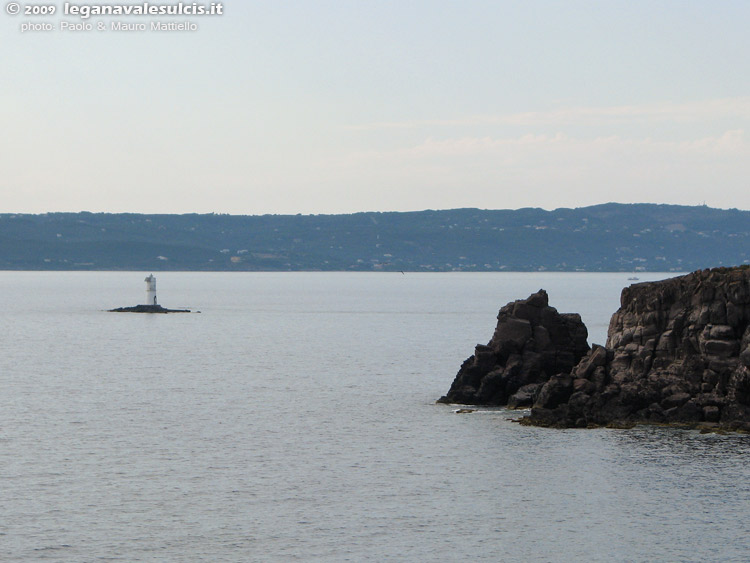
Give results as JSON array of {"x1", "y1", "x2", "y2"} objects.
[{"x1": 145, "y1": 274, "x2": 157, "y2": 305}]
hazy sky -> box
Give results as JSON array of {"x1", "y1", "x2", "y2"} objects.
[{"x1": 2, "y1": 1, "x2": 749, "y2": 214}]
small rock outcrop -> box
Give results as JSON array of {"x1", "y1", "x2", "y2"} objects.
[
  {"x1": 528, "y1": 267, "x2": 750, "y2": 430},
  {"x1": 437, "y1": 290, "x2": 590, "y2": 407},
  {"x1": 109, "y1": 304, "x2": 191, "y2": 313}
]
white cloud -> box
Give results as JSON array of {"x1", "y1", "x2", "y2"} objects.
[
  {"x1": 344, "y1": 129, "x2": 747, "y2": 164},
  {"x1": 350, "y1": 97, "x2": 750, "y2": 131}
]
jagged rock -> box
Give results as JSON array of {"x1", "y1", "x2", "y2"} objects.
[
  {"x1": 703, "y1": 406, "x2": 721, "y2": 422},
  {"x1": 507, "y1": 383, "x2": 542, "y2": 409},
  {"x1": 526, "y1": 266, "x2": 750, "y2": 429},
  {"x1": 534, "y1": 374, "x2": 574, "y2": 409},
  {"x1": 437, "y1": 290, "x2": 590, "y2": 406}
]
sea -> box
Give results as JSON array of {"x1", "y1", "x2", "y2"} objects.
[{"x1": 1, "y1": 271, "x2": 749, "y2": 562}]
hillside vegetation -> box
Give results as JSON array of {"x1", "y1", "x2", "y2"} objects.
[{"x1": 1, "y1": 203, "x2": 747, "y2": 271}]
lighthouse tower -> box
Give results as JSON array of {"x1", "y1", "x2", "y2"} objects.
[{"x1": 145, "y1": 274, "x2": 157, "y2": 305}]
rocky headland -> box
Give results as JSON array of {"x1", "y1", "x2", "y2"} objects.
[{"x1": 439, "y1": 266, "x2": 750, "y2": 431}]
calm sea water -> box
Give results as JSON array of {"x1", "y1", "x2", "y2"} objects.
[{"x1": 1, "y1": 272, "x2": 749, "y2": 562}]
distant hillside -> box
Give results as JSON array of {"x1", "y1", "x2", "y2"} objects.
[{"x1": 0, "y1": 203, "x2": 748, "y2": 271}]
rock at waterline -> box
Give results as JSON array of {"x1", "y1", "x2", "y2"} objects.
[
  {"x1": 437, "y1": 289, "x2": 590, "y2": 407},
  {"x1": 109, "y1": 304, "x2": 191, "y2": 313},
  {"x1": 529, "y1": 266, "x2": 750, "y2": 430},
  {"x1": 440, "y1": 266, "x2": 750, "y2": 431}
]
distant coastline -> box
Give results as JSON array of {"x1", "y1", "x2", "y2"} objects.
[{"x1": 0, "y1": 203, "x2": 747, "y2": 272}]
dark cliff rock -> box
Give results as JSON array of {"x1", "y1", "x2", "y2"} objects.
[
  {"x1": 527, "y1": 267, "x2": 750, "y2": 430},
  {"x1": 440, "y1": 266, "x2": 750, "y2": 431},
  {"x1": 437, "y1": 290, "x2": 590, "y2": 406}
]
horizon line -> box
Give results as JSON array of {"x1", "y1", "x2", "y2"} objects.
[{"x1": 1, "y1": 202, "x2": 745, "y2": 217}]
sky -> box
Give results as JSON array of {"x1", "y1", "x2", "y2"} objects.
[{"x1": 2, "y1": 0, "x2": 749, "y2": 214}]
